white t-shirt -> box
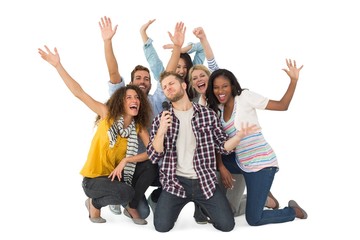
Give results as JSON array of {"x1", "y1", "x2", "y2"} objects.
[
  {"x1": 232, "y1": 90, "x2": 269, "y2": 131},
  {"x1": 173, "y1": 107, "x2": 198, "y2": 179}
]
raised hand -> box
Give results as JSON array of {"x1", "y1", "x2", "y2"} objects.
[
  {"x1": 167, "y1": 22, "x2": 185, "y2": 48},
  {"x1": 99, "y1": 16, "x2": 118, "y2": 41},
  {"x1": 38, "y1": 45, "x2": 60, "y2": 68},
  {"x1": 282, "y1": 59, "x2": 303, "y2": 82},
  {"x1": 140, "y1": 19, "x2": 156, "y2": 44},
  {"x1": 193, "y1": 27, "x2": 206, "y2": 40},
  {"x1": 140, "y1": 19, "x2": 156, "y2": 35}
]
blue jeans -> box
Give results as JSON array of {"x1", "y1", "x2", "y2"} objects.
[
  {"x1": 148, "y1": 169, "x2": 208, "y2": 222},
  {"x1": 224, "y1": 156, "x2": 296, "y2": 226},
  {"x1": 154, "y1": 176, "x2": 234, "y2": 232},
  {"x1": 82, "y1": 176, "x2": 134, "y2": 210},
  {"x1": 221, "y1": 152, "x2": 239, "y2": 174}
]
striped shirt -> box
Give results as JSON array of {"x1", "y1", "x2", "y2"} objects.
[
  {"x1": 220, "y1": 98, "x2": 279, "y2": 173},
  {"x1": 147, "y1": 102, "x2": 232, "y2": 199}
]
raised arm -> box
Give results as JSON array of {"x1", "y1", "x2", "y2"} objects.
[
  {"x1": 163, "y1": 43, "x2": 190, "y2": 53},
  {"x1": 38, "y1": 46, "x2": 108, "y2": 119},
  {"x1": 164, "y1": 42, "x2": 205, "y2": 65},
  {"x1": 99, "y1": 16, "x2": 121, "y2": 84},
  {"x1": 140, "y1": 19, "x2": 165, "y2": 81},
  {"x1": 140, "y1": 19, "x2": 155, "y2": 44},
  {"x1": 187, "y1": 41, "x2": 205, "y2": 65},
  {"x1": 163, "y1": 39, "x2": 204, "y2": 66},
  {"x1": 165, "y1": 22, "x2": 186, "y2": 72},
  {"x1": 266, "y1": 59, "x2": 303, "y2": 111},
  {"x1": 193, "y1": 27, "x2": 214, "y2": 61},
  {"x1": 193, "y1": 27, "x2": 218, "y2": 72}
]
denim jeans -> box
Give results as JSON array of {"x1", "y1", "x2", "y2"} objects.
[
  {"x1": 243, "y1": 167, "x2": 296, "y2": 225},
  {"x1": 82, "y1": 176, "x2": 134, "y2": 210},
  {"x1": 221, "y1": 152, "x2": 239, "y2": 174},
  {"x1": 148, "y1": 169, "x2": 208, "y2": 222},
  {"x1": 154, "y1": 176, "x2": 234, "y2": 232},
  {"x1": 223, "y1": 155, "x2": 297, "y2": 226}
]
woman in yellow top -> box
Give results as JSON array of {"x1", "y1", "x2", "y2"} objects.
[{"x1": 38, "y1": 46, "x2": 152, "y2": 224}]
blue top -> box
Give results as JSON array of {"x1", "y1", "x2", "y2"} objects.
[{"x1": 143, "y1": 38, "x2": 205, "y2": 82}]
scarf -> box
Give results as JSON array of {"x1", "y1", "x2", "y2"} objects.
[{"x1": 108, "y1": 116, "x2": 138, "y2": 185}]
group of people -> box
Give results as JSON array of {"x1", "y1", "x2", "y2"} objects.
[{"x1": 38, "y1": 16, "x2": 307, "y2": 232}]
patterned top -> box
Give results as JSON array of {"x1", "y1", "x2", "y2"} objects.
[
  {"x1": 220, "y1": 93, "x2": 279, "y2": 173},
  {"x1": 147, "y1": 102, "x2": 232, "y2": 199}
]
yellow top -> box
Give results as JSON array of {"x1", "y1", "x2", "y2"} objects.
[{"x1": 80, "y1": 118, "x2": 136, "y2": 178}]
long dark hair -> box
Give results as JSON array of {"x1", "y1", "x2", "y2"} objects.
[
  {"x1": 180, "y1": 53, "x2": 196, "y2": 100},
  {"x1": 205, "y1": 68, "x2": 244, "y2": 114}
]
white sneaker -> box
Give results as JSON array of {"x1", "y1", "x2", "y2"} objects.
[{"x1": 109, "y1": 205, "x2": 122, "y2": 215}]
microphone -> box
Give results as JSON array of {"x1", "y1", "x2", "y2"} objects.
[
  {"x1": 162, "y1": 101, "x2": 170, "y2": 111},
  {"x1": 162, "y1": 101, "x2": 171, "y2": 133}
]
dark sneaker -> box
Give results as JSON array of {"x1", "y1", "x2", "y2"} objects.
[
  {"x1": 147, "y1": 195, "x2": 157, "y2": 214},
  {"x1": 194, "y1": 204, "x2": 210, "y2": 224}
]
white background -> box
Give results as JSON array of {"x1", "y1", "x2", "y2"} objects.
[{"x1": 1, "y1": 0, "x2": 358, "y2": 239}]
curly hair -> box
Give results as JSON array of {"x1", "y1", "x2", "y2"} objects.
[{"x1": 95, "y1": 85, "x2": 152, "y2": 130}]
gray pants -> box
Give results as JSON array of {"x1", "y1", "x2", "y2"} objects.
[
  {"x1": 217, "y1": 172, "x2": 247, "y2": 217},
  {"x1": 82, "y1": 176, "x2": 134, "y2": 209}
]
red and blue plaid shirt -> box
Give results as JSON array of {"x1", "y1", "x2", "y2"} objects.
[{"x1": 147, "y1": 102, "x2": 232, "y2": 199}]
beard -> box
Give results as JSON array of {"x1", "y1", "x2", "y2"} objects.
[{"x1": 167, "y1": 88, "x2": 185, "y2": 103}]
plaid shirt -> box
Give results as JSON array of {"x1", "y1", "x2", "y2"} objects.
[{"x1": 147, "y1": 102, "x2": 232, "y2": 199}]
